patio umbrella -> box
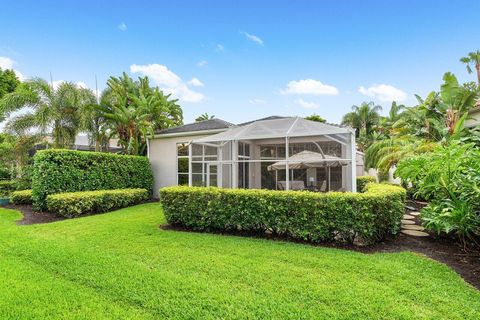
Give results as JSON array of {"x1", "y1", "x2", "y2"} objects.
[{"x1": 267, "y1": 150, "x2": 349, "y2": 171}]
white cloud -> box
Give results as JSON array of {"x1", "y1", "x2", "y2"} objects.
[
  {"x1": 281, "y1": 79, "x2": 338, "y2": 96},
  {"x1": 197, "y1": 60, "x2": 207, "y2": 67},
  {"x1": 118, "y1": 22, "x2": 127, "y2": 31},
  {"x1": 0, "y1": 56, "x2": 25, "y2": 81},
  {"x1": 249, "y1": 98, "x2": 267, "y2": 104},
  {"x1": 358, "y1": 84, "x2": 406, "y2": 102},
  {"x1": 241, "y1": 31, "x2": 264, "y2": 45},
  {"x1": 215, "y1": 44, "x2": 225, "y2": 52},
  {"x1": 187, "y1": 77, "x2": 204, "y2": 87},
  {"x1": 130, "y1": 63, "x2": 205, "y2": 103},
  {"x1": 295, "y1": 98, "x2": 319, "y2": 109}
]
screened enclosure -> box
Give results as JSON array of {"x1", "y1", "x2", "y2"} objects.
[{"x1": 187, "y1": 117, "x2": 357, "y2": 192}]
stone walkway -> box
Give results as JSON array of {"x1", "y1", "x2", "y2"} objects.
[{"x1": 401, "y1": 206, "x2": 429, "y2": 237}]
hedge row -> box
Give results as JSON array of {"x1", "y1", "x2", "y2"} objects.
[
  {"x1": 10, "y1": 190, "x2": 33, "y2": 205},
  {"x1": 0, "y1": 180, "x2": 16, "y2": 195},
  {"x1": 46, "y1": 188, "x2": 149, "y2": 218},
  {"x1": 356, "y1": 175, "x2": 376, "y2": 192},
  {"x1": 160, "y1": 183, "x2": 406, "y2": 245},
  {"x1": 32, "y1": 149, "x2": 153, "y2": 210}
]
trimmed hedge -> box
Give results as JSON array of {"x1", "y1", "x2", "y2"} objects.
[
  {"x1": 32, "y1": 149, "x2": 153, "y2": 210},
  {"x1": 0, "y1": 180, "x2": 16, "y2": 195},
  {"x1": 160, "y1": 183, "x2": 406, "y2": 245},
  {"x1": 10, "y1": 190, "x2": 33, "y2": 205},
  {"x1": 356, "y1": 175, "x2": 376, "y2": 192},
  {"x1": 47, "y1": 188, "x2": 149, "y2": 218}
]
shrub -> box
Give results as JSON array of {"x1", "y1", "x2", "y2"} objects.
[
  {"x1": 396, "y1": 142, "x2": 480, "y2": 245},
  {"x1": 10, "y1": 190, "x2": 33, "y2": 205},
  {"x1": 32, "y1": 149, "x2": 153, "y2": 210},
  {"x1": 0, "y1": 180, "x2": 16, "y2": 196},
  {"x1": 356, "y1": 175, "x2": 376, "y2": 192},
  {"x1": 160, "y1": 183, "x2": 406, "y2": 245},
  {"x1": 46, "y1": 188, "x2": 149, "y2": 218}
]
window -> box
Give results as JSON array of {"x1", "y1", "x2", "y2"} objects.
[
  {"x1": 177, "y1": 143, "x2": 189, "y2": 185},
  {"x1": 238, "y1": 142, "x2": 250, "y2": 188}
]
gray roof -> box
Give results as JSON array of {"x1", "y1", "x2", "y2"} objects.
[{"x1": 156, "y1": 118, "x2": 234, "y2": 134}]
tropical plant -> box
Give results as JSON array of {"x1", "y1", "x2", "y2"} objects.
[
  {"x1": 0, "y1": 68, "x2": 20, "y2": 102},
  {"x1": 396, "y1": 142, "x2": 480, "y2": 247},
  {"x1": 0, "y1": 78, "x2": 96, "y2": 148},
  {"x1": 342, "y1": 101, "x2": 382, "y2": 150},
  {"x1": 97, "y1": 73, "x2": 183, "y2": 155},
  {"x1": 195, "y1": 113, "x2": 214, "y2": 122},
  {"x1": 460, "y1": 50, "x2": 480, "y2": 84}
]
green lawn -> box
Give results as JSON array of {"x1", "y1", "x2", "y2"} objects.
[{"x1": 0, "y1": 204, "x2": 479, "y2": 319}]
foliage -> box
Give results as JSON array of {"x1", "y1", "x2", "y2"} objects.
[
  {"x1": 32, "y1": 149, "x2": 153, "y2": 210},
  {"x1": 396, "y1": 142, "x2": 480, "y2": 245},
  {"x1": 160, "y1": 183, "x2": 406, "y2": 245},
  {"x1": 0, "y1": 79, "x2": 96, "y2": 148},
  {"x1": 0, "y1": 68, "x2": 20, "y2": 105},
  {"x1": 0, "y1": 180, "x2": 16, "y2": 197},
  {"x1": 356, "y1": 175, "x2": 376, "y2": 192},
  {"x1": 460, "y1": 50, "x2": 480, "y2": 84},
  {"x1": 46, "y1": 188, "x2": 148, "y2": 217},
  {"x1": 195, "y1": 113, "x2": 214, "y2": 122},
  {"x1": 0, "y1": 204, "x2": 478, "y2": 318},
  {"x1": 341, "y1": 101, "x2": 382, "y2": 150},
  {"x1": 10, "y1": 189, "x2": 32, "y2": 205},
  {"x1": 96, "y1": 73, "x2": 183, "y2": 155},
  {"x1": 304, "y1": 114, "x2": 326, "y2": 123}
]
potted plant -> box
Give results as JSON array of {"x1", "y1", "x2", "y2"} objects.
[{"x1": 0, "y1": 191, "x2": 10, "y2": 206}]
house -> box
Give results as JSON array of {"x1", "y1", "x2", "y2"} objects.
[
  {"x1": 148, "y1": 116, "x2": 363, "y2": 193},
  {"x1": 466, "y1": 102, "x2": 480, "y2": 128}
]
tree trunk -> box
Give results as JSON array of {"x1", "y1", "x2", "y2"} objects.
[{"x1": 476, "y1": 63, "x2": 480, "y2": 85}]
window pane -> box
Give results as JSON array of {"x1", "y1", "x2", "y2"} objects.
[
  {"x1": 178, "y1": 174, "x2": 189, "y2": 186},
  {"x1": 177, "y1": 143, "x2": 189, "y2": 156},
  {"x1": 177, "y1": 158, "x2": 188, "y2": 174}
]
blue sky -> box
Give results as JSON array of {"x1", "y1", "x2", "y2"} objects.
[{"x1": 1, "y1": 0, "x2": 479, "y2": 124}]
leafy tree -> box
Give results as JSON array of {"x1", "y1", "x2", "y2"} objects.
[
  {"x1": 0, "y1": 78, "x2": 96, "y2": 148},
  {"x1": 195, "y1": 113, "x2": 214, "y2": 122},
  {"x1": 305, "y1": 114, "x2": 326, "y2": 123},
  {"x1": 0, "y1": 68, "x2": 20, "y2": 122},
  {"x1": 460, "y1": 50, "x2": 480, "y2": 84},
  {"x1": 97, "y1": 73, "x2": 183, "y2": 155}
]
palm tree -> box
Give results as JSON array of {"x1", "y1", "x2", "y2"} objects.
[
  {"x1": 97, "y1": 73, "x2": 183, "y2": 155},
  {"x1": 0, "y1": 78, "x2": 96, "y2": 148},
  {"x1": 342, "y1": 101, "x2": 382, "y2": 138},
  {"x1": 195, "y1": 113, "x2": 214, "y2": 122},
  {"x1": 460, "y1": 50, "x2": 480, "y2": 84}
]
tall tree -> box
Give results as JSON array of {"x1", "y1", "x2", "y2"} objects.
[
  {"x1": 341, "y1": 101, "x2": 382, "y2": 138},
  {"x1": 195, "y1": 113, "x2": 214, "y2": 122},
  {"x1": 97, "y1": 73, "x2": 183, "y2": 155},
  {"x1": 460, "y1": 50, "x2": 480, "y2": 84},
  {"x1": 0, "y1": 68, "x2": 20, "y2": 122},
  {"x1": 0, "y1": 78, "x2": 95, "y2": 148}
]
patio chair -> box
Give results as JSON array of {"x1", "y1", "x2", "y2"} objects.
[
  {"x1": 277, "y1": 181, "x2": 286, "y2": 190},
  {"x1": 290, "y1": 180, "x2": 305, "y2": 191},
  {"x1": 317, "y1": 180, "x2": 327, "y2": 192}
]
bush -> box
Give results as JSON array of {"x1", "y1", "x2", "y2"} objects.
[
  {"x1": 10, "y1": 190, "x2": 33, "y2": 205},
  {"x1": 47, "y1": 188, "x2": 149, "y2": 218},
  {"x1": 356, "y1": 175, "x2": 376, "y2": 192},
  {"x1": 0, "y1": 180, "x2": 16, "y2": 197},
  {"x1": 32, "y1": 149, "x2": 153, "y2": 210},
  {"x1": 160, "y1": 183, "x2": 406, "y2": 245},
  {"x1": 396, "y1": 142, "x2": 480, "y2": 244}
]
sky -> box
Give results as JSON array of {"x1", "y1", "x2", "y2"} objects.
[{"x1": 1, "y1": 0, "x2": 480, "y2": 125}]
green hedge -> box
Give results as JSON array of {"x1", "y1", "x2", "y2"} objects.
[
  {"x1": 32, "y1": 149, "x2": 153, "y2": 210},
  {"x1": 10, "y1": 190, "x2": 33, "y2": 205},
  {"x1": 356, "y1": 175, "x2": 376, "y2": 192},
  {"x1": 0, "y1": 180, "x2": 16, "y2": 193},
  {"x1": 160, "y1": 183, "x2": 406, "y2": 245},
  {"x1": 47, "y1": 188, "x2": 149, "y2": 218}
]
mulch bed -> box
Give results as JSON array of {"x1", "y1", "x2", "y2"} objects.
[{"x1": 2, "y1": 204, "x2": 66, "y2": 225}]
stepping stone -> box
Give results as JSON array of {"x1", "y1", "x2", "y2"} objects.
[
  {"x1": 405, "y1": 205, "x2": 416, "y2": 211},
  {"x1": 403, "y1": 214, "x2": 415, "y2": 220},
  {"x1": 410, "y1": 211, "x2": 421, "y2": 216},
  {"x1": 401, "y1": 229, "x2": 429, "y2": 237},
  {"x1": 401, "y1": 219, "x2": 416, "y2": 225},
  {"x1": 402, "y1": 224, "x2": 425, "y2": 231}
]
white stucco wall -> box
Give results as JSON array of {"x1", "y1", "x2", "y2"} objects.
[
  {"x1": 148, "y1": 133, "x2": 215, "y2": 197},
  {"x1": 466, "y1": 108, "x2": 480, "y2": 128}
]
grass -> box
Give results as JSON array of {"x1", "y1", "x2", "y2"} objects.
[{"x1": 0, "y1": 203, "x2": 479, "y2": 319}]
